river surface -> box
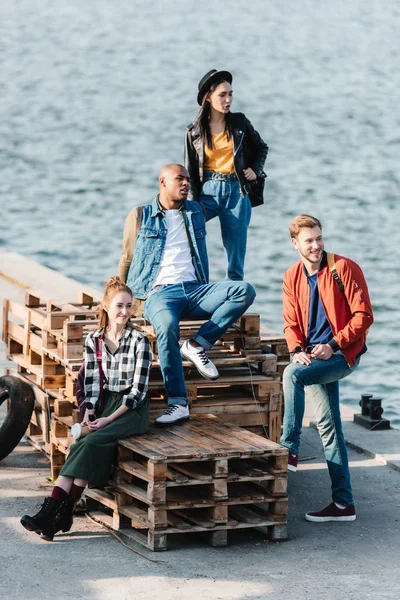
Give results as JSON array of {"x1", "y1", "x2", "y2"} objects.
[{"x1": 1, "y1": 0, "x2": 399, "y2": 425}]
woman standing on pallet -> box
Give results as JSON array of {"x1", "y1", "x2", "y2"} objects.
[
  {"x1": 185, "y1": 69, "x2": 268, "y2": 281},
  {"x1": 20, "y1": 276, "x2": 152, "y2": 542}
]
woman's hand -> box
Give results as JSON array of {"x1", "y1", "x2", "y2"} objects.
[
  {"x1": 243, "y1": 167, "x2": 257, "y2": 181},
  {"x1": 82, "y1": 408, "x2": 96, "y2": 424},
  {"x1": 88, "y1": 416, "x2": 111, "y2": 431}
]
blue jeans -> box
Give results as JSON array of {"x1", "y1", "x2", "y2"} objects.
[
  {"x1": 281, "y1": 352, "x2": 360, "y2": 506},
  {"x1": 200, "y1": 172, "x2": 251, "y2": 281},
  {"x1": 144, "y1": 280, "x2": 256, "y2": 406}
]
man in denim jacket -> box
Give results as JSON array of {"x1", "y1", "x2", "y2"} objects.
[{"x1": 118, "y1": 164, "x2": 256, "y2": 424}]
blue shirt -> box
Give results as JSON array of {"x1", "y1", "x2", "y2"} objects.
[{"x1": 307, "y1": 272, "x2": 334, "y2": 347}]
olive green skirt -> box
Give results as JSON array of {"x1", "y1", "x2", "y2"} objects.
[{"x1": 60, "y1": 390, "x2": 149, "y2": 488}]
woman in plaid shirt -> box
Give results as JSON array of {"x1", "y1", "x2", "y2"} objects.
[{"x1": 21, "y1": 277, "x2": 152, "y2": 542}]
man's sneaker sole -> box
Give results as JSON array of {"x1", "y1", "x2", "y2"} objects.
[
  {"x1": 180, "y1": 348, "x2": 219, "y2": 380},
  {"x1": 287, "y1": 464, "x2": 297, "y2": 473},
  {"x1": 155, "y1": 416, "x2": 190, "y2": 427},
  {"x1": 305, "y1": 514, "x2": 356, "y2": 522}
]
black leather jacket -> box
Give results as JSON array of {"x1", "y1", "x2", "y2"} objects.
[{"x1": 184, "y1": 111, "x2": 268, "y2": 203}]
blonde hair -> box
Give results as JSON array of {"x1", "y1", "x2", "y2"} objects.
[
  {"x1": 289, "y1": 214, "x2": 322, "y2": 239},
  {"x1": 98, "y1": 276, "x2": 133, "y2": 330}
]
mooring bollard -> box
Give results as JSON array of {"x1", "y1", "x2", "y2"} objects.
[{"x1": 353, "y1": 393, "x2": 391, "y2": 430}]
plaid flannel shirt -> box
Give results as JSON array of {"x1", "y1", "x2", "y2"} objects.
[{"x1": 84, "y1": 326, "x2": 152, "y2": 410}]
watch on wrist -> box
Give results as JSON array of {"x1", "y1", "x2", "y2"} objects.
[{"x1": 290, "y1": 346, "x2": 303, "y2": 357}]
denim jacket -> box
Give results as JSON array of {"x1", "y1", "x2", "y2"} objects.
[{"x1": 118, "y1": 196, "x2": 209, "y2": 301}]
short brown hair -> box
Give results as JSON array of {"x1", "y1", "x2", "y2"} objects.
[{"x1": 289, "y1": 214, "x2": 322, "y2": 238}]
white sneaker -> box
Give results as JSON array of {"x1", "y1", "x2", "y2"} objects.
[
  {"x1": 155, "y1": 404, "x2": 190, "y2": 425},
  {"x1": 180, "y1": 340, "x2": 219, "y2": 380}
]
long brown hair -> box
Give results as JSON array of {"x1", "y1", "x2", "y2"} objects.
[
  {"x1": 196, "y1": 78, "x2": 232, "y2": 150},
  {"x1": 98, "y1": 276, "x2": 133, "y2": 330}
]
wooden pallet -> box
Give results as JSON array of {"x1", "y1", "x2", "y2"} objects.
[
  {"x1": 85, "y1": 415, "x2": 288, "y2": 551},
  {"x1": 4, "y1": 288, "x2": 288, "y2": 467}
]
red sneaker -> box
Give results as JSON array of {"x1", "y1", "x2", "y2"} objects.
[
  {"x1": 305, "y1": 502, "x2": 356, "y2": 522},
  {"x1": 288, "y1": 453, "x2": 298, "y2": 472}
]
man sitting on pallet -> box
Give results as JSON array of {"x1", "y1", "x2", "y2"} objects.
[
  {"x1": 280, "y1": 214, "x2": 373, "y2": 522},
  {"x1": 118, "y1": 164, "x2": 256, "y2": 425}
]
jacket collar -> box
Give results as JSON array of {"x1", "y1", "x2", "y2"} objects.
[
  {"x1": 151, "y1": 195, "x2": 201, "y2": 217},
  {"x1": 151, "y1": 195, "x2": 165, "y2": 217},
  {"x1": 188, "y1": 112, "x2": 243, "y2": 137}
]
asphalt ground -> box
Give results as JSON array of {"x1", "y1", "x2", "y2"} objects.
[{"x1": 1, "y1": 404, "x2": 399, "y2": 600}]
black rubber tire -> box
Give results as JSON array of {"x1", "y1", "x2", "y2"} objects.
[{"x1": 0, "y1": 375, "x2": 35, "y2": 461}]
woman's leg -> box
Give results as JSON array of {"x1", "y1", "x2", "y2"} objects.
[
  {"x1": 52, "y1": 475, "x2": 74, "y2": 495},
  {"x1": 199, "y1": 178, "x2": 220, "y2": 221},
  {"x1": 219, "y1": 184, "x2": 251, "y2": 281},
  {"x1": 73, "y1": 478, "x2": 88, "y2": 488}
]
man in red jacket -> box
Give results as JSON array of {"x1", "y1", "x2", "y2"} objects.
[{"x1": 281, "y1": 214, "x2": 373, "y2": 522}]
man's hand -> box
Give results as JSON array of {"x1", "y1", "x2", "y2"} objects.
[
  {"x1": 88, "y1": 417, "x2": 111, "y2": 431},
  {"x1": 310, "y1": 344, "x2": 334, "y2": 360},
  {"x1": 243, "y1": 168, "x2": 257, "y2": 181},
  {"x1": 292, "y1": 351, "x2": 312, "y2": 365}
]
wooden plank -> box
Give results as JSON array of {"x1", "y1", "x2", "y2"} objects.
[
  {"x1": 167, "y1": 513, "x2": 192, "y2": 530},
  {"x1": 171, "y1": 463, "x2": 213, "y2": 482},
  {"x1": 127, "y1": 430, "x2": 206, "y2": 460},
  {"x1": 84, "y1": 487, "x2": 117, "y2": 511},
  {"x1": 183, "y1": 418, "x2": 266, "y2": 455},
  {"x1": 118, "y1": 437, "x2": 167, "y2": 461},
  {"x1": 118, "y1": 504, "x2": 149, "y2": 528},
  {"x1": 191, "y1": 415, "x2": 284, "y2": 454},
  {"x1": 159, "y1": 423, "x2": 242, "y2": 458},
  {"x1": 173, "y1": 509, "x2": 216, "y2": 529},
  {"x1": 166, "y1": 467, "x2": 189, "y2": 484},
  {"x1": 143, "y1": 428, "x2": 214, "y2": 459},
  {"x1": 2, "y1": 298, "x2": 9, "y2": 343},
  {"x1": 118, "y1": 460, "x2": 151, "y2": 482},
  {"x1": 229, "y1": 505, "x2": 269, "y2": 524}
]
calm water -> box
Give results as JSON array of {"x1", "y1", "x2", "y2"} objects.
[{"x1": 1, "y1": 0, "x2": 399, "y2": 425}]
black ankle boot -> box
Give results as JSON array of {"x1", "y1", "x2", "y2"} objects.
[
  {"x1": 20, "y1": 497, "x2": 61, "y2": 541},
  {"x1": 54, "y1": 498, "x2": 76, "y2": 534}
]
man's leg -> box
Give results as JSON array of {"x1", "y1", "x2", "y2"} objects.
[
  {"x1": 281, "y1": 353, "x2": 359, "y2": 517},
  {"x1": 281, "y1": 353, "x2": 356, "y2": 457},
  {"x1": 182, "y1": 280, "x2": 256, "y2": 348},
  {"x1": 308, "y1": 381, "x2": 354, "y2": 506},
  {"x1": 144, "y1": 285, "x2": 190, "y2": 423}
]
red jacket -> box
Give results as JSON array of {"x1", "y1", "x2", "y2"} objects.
[{"x1": 283, "y1": 252, "x2": 374, "y2": 367}]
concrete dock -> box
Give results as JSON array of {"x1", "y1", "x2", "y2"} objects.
[{"x1": 1, "y1": 252, "x2": 399, "y2": 600}]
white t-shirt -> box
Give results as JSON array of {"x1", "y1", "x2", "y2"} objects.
[{"x1": 153, "y1": 209, "x2": 197, "y2": 287}]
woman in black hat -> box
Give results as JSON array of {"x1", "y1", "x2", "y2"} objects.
[{"x1": 185, "y1": 69, "x2": 268, "y2": 280}]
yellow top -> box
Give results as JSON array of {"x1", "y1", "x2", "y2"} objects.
[{"x1": 204, "y1": 132, "x2": 235, "y2": 174}]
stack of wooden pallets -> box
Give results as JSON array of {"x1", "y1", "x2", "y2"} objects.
[
  {"x1": 85, "y1": 414, "x2": 288, "y2": 551},
  {"x1": 3, "y1": 290, "x2": 98, "y2": 455},
  {"x1": 2, "y1": 288, "x2": 289, "y2": 482}
]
